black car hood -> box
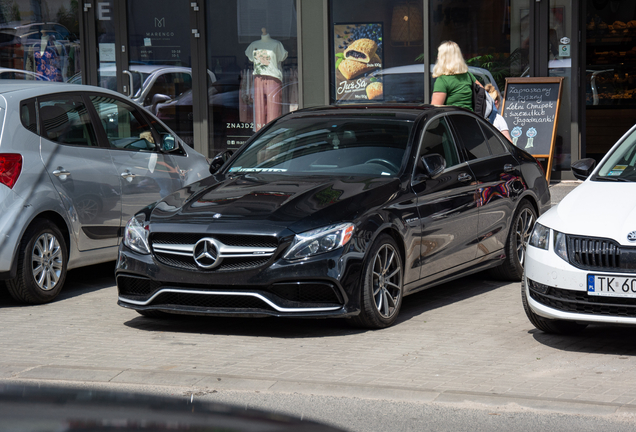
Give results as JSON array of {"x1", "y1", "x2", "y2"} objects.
[{"x1": 150, "y1": 173, "x2": 399, "y2": 234}]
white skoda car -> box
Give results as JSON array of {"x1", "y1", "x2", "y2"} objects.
[{"x1": 523, "y1": 124, "x2": 636, "y2": 334}]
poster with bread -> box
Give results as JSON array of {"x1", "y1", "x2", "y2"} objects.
[{"x1": 334, "y1": 23, "x2": 383, "y2": 102}]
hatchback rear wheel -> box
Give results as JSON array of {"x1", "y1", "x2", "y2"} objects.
[{"x1": 7, "y1": 219, "x2": 68, "y2": 304}]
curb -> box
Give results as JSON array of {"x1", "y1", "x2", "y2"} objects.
[{"x1": 3, "y1": 366, "x2": 636, "y2": 417}]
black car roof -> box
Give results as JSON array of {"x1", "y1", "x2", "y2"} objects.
[{"x1": 285, "y1": 104, "x2": 468, "y2": 121}]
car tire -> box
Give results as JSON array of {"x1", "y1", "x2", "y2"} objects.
[
  {"x1": 351, "y1": 234, "x2": 403, "y2": 329},
  {"x1": 521, "y1": 275, "x2": 587, "y2": 334},
  {"x1": 6, "y1": 219, "x2": 68, "y2": 304},
  {"x1": 490, "y1": 200, "x2": 537, "y2": 281}
]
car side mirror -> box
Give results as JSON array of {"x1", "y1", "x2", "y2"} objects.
[
  {"x1": 571, "y1": 158, "x2": 596, "y2": 181},
  {"x1": 420, "y1": 153, "x2": 446, "y2": 179},
  {"x1": 151, "y1": 94, "x2": 172, "y2": 106},
  {"x1": 209, "y1": 150, "x2": 234, "y2": 174},
  {"x1": 160, "y1": 134, "x2": 177, "y2": 152},
  {"x1": 150, "y1": 94, "x2": 172, "y2": 113}
]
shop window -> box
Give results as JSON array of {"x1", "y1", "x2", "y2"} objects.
[
  {"x1": 0, "y1": 1, "x2": 81, "y2": 82},
  {"x1": 429, "y1": 0, "x2": 529, "y2": 96},
  {"x1": 330, "y1": 0, "x2": 424, "y2": 104},
  {"x1": 206, "y1": 0, "x2": 299, "y2": 157},
  {"x1": 585, "y1": 0, "x2": 636, "y2": 162}
]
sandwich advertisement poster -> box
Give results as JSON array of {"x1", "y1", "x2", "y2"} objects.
[{"x1": 334, "y1": 23, "x2": 383, "y2": 102}]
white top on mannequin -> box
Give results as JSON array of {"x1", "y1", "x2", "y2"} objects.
[{"x1": 246, "y1": 28, "x2": 288, "y2": 82}]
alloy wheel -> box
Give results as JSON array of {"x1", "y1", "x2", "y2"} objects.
[
  {"x1": 31, "y1": 233, "x2": 63, "y2": 291},
  {"x1": 515, "y1": 208, "x2": 535, "y2": 266},
  {"x1": 371, "y1": 243, "x2": 402, "y2": 319}
]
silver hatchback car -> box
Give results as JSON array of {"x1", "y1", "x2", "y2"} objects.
[{"x1": 0, "y1": 81, "x2": 210, "y2": 304}]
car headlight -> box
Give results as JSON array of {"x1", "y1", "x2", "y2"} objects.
[
  {"x1": 529, "y1": 222, "x2": 549, "y2": 250},
  {"x1": 123, "y1": 214, "x2": 150, "y2": 255},
  {"x1": 554, "y1": 230, "x2": 568, "y2": 262},
  {"x1": 284, "y1": 223, "x2": 355, "y2": 260}
]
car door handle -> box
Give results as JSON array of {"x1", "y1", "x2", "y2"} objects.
[
  {"x1": 504, "y1": 164, "x2": 516, "y2": 173},
  {"x1": 121, "y1": 171, "x2": 137, "y2": 180},
  {"x1": 457, "y1": 172, "x2": 472, "y2": 182},
  {"x1": 52, "y1": 169, "x2": 71, "y2": 177}
]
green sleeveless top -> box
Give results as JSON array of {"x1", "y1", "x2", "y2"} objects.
[{"x1": 432, "y1": 73, "x2": 474, "y2": 111}]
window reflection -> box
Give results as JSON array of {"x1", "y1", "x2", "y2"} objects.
[{"x1": 0, "y1": 1, "x2": 81, "y2": 82}]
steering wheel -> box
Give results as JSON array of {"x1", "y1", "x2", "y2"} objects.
[{"x1": 365, "y1": 158, "x2": 399, "y2": 172}]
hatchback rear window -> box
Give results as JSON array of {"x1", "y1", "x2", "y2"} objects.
[{"x1": 20, "y1": 99, "x2": 37, "y2": 134}]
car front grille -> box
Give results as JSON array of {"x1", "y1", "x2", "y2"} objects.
[
  {"x1": 528, "y1": 279, "x2": 636, "y2": 318},
  {"x1": 151, "y1": 292, "x2": 276, "y2": 311},
  {"x1": 567, "y1": 235, "x2": 636, "y2": 273},
  {"x1": 150, "y1": 232, "x2": 279, "y2": 272},
  {"x1": 117, "y1": 276, "x2": 343, "y2": 308},
  {"x1": 152, "y1": 233, "x2": 278, "y2": 248}
]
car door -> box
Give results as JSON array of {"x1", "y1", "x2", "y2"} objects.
[
  {"x1": 38, "y1": 94, "x2": 122, "y2": 251},
  {"x1": 87, "y1": 93, "x2": 183, "y2": 236},
  {"x1": 448, "y1": 114, "x2": 523, "y2": 259},
  {"x1": 411, "y1": 115, "x2": 480, "y2": 282}
]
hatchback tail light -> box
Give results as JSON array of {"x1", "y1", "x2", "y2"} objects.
[{"x1": 0, "y1": 154, "x2": 23, "y2": 189}]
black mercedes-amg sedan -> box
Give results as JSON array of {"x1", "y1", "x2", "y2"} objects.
[{"x1": 115, "y1": 105, "x2": 550, "y2": 328}]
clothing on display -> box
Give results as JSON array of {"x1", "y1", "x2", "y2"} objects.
[
  {"x1": 253, "y1": 75, "x2": 283, "y2": 130},
  {"x1": 25, "y1": 36, "x2": 68, "y2": 82},
  {"x1": 245, "y1": 29, "x2": 288, "y2": 131}
]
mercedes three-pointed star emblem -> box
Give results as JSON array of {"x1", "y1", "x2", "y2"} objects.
[{"x1": 193, "y1": 238, "x2": 220, "y2": 269}]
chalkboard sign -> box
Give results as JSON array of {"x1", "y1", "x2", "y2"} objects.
[{"x1": 501, "y1": 77, "x2": 564, "y2": 181}]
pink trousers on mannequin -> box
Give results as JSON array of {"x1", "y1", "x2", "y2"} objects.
[{"x1": 253, "y1": 75, "x2": 282, "y2": 131}]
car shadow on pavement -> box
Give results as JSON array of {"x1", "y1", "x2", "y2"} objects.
[
  {"x1": 57, "y1": 261, "x2": 117, "y2": 300},
  {"x1": 530, "y1": 325, "x2": 636, "y2": 356},
  {"x1": 122, "y1": 273, "x2": 506, "y2": 338},
  {"x1": 397, "y1": 274, "x2": 504, "y2": 322},
  {"x1": 0, "y1": 261, "x2": 117, "y2": 307}
]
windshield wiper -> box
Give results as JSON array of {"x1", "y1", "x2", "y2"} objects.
[{"x1": 595, "y1": 175, "x2": 631, "y2": 182}]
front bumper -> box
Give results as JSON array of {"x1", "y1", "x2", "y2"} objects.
[
  {"x1": 115, "y1": 245, "x2": 363, "y2": 319},
  {"x1": 525, "y1": 241, "x2": 636, "y2": 325}
]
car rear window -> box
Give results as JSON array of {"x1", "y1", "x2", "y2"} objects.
[
  {"x1": 20, "y1": 99, "x2": 37, "y2": 134},
  {"x1": 228, "y1": 116, "x2": 413, "y2": 177}
]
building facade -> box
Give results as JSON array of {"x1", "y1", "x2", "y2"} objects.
[{"x1": 1, "y1": 0, "x2": 634, "y2": 179}]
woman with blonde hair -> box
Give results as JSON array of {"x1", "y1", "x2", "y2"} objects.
[
  {"x1": 431, "y1": 41, "x2": 479, "y2": 111},
  {"x1": 484, "y1": 83, "x2": 512, "y2": 142}
]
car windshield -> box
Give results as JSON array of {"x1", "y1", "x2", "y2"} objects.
[
  {"x1": 227, "y1": 116, "x2": 413, "y2": 176},
  {"x1": 595, "y1": 128, "x2": 636, "y2": 182}
]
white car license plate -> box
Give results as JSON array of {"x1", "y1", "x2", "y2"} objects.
[{"x1": 588, "y1": 274, "x2": 636, "y2": 297}]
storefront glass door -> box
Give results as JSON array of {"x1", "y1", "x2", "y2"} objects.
[{"x1": 86, "y1": 0, "x2": 194, "y2": 145}]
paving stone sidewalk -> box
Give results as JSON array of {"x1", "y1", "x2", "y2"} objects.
[{"x1": 6, "y1": 178, "x2": 634, "y2": 415}]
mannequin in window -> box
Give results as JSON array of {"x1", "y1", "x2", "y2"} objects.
[{"x1": 245, "y1": 27, "x2": 288, "y2": 131}]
